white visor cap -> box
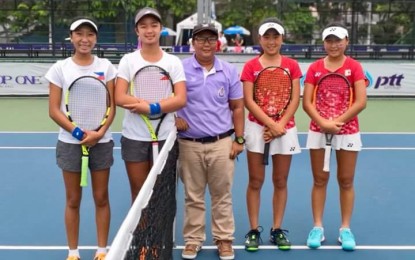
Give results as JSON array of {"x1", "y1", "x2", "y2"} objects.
[
  {"x1": 70, "y1": 19, "x2": 98, "y2": 33},
  {"x1": 322, "y1": 26, "x2": 348, "y2": 40},
  {"x1": 258, "y1": 22, "x2": 285, "y2": 36}
]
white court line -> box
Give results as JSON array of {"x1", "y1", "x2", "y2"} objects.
[
  {"x1": 0, "y1": 147, "x2": 55, "y2": 150},
  {"x1": 363, "y1": 147, "x2": 415, "y2": 150},
  {"x1": 180, "y1": 245, "x2": 415, "y2": 250},
  {"x1": 176, "y1": 245, "x2": 415, "y2": 250},
  {"x1": 0, "y1": 246, "x2": 99, "y2": 250},
  {"x1": 0, "y1": 147, "x2": 121, "y2": 150},
  {"x1": 1, "y1": 245, "x2": 415, "y2": 250}
]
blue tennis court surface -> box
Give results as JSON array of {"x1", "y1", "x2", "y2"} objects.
[{"x1": 0, "y1": 132, "x2": 414, "y2": 260}]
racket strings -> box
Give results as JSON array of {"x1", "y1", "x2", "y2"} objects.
[
  {"x1": 254, "y1": 69, "x2": 292, "y2": 117},
  {"x1": 68, "y1": 78, "x2": 109, "y2": 130},
  {"x1": 132, "y1": 67, "x2": 173, "y2": 120},
  {"x1": 315, "y1": 75, "x2": 352, "y2": 119},
  {"x1": 132, "y1": 67, "x2": 173, "y2": 103}
]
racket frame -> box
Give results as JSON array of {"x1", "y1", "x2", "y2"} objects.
[
  {"x1": 253, "y1": 66, "x2": 293, "y2": 166},
  {"x1": 313, "y1": 72, "x2": 353, "y2": 172},
  {"x1": 65, "y1": 75, "x2": 111, "y2": 186},
  {"x1": 130, "y1": 65, "x2": 174, "y2": 162}
]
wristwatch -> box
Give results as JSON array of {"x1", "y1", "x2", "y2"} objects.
[{"x1": 235, "y1": 136, "x2": 245, "y2": 145}]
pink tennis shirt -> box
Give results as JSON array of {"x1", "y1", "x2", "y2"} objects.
[
  {"x1": 241, "y1": 55, "x2": 302, "y2": 129},
  {"x1": 304, "y1": 57, "x2": 366, "y2": 134}
]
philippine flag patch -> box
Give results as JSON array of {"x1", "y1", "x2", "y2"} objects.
[{"x1": 94, "y1": 72, "x2": 105, "y2": 80}]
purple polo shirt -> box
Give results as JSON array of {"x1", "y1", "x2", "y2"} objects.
[{"x1": 177, "y1": 55, "x2": 243, "y2": 138}]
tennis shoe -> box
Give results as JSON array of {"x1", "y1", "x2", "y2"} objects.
[
  {"x1": 182, "y1": 243, "x2": 201, "y2": 259},
  {"x1": 66, "y1": 256, "x2": 80, "y2": 260},
  {"x1": 338, "y1": 228, "x2": 356, "y2": 251},
  {"x1": 216, "y1": 240, "x2": 234, "y2": 260},
  {"x1": 93, "y1": 253, "x2": 106, "y2": 260},
  {"x1": 244, "y1": 226, "x2": 263, "y2": 251},
  {"x1": 270, "y1": 228, "x2": 291, "y2": 250},
  {"x1": 307, "y1": 227, "x2": 325, "y2": 248}
]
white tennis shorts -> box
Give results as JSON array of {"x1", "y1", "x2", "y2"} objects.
[
  {"x1": 306, "y1": 130, "x2": 362, "y2": 151},
  {"x1": 245, "y1": 120, "x2": 301, "y2": 155}
]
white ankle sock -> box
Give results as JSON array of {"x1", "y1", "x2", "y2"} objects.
[{"x1": 68, "y1": 249, "x2": 80, "y2": 257}]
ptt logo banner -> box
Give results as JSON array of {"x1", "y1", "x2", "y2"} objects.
[
  {"x1": 298, "y1": 62, "x2": 415, "y2": 96},
  {"x1": 365, "y1": 71, "x2": 404, "y2": 90},
  {"x1": 362, "y1": 62, "x2": 415, "y2": 96}
]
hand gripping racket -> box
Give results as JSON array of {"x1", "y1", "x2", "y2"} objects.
[
  {"x1": 65, "y1": 76, "x2": 110, "y2": 186},
  {"x1": 130, "y1": 65, "x2": 174, "y2": 162},
  {"x1": 313, "y1": 73, "x2": 353, "y2": 172},
  {"x1": 254, "y1": 66, "x2": 292, "y2": 165}
]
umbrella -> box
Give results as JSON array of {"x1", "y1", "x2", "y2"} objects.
[
  {"x1": 223, "y1": 25, "x2": 250, "y2": 36},
  {"x1": 161, "y1": 27, "x2": 177, "y2": 36}
]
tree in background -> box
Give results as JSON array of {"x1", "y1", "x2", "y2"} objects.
[
  {"x1": 371, "y1": 1, "x2": 414, "y2": 44},
  {"x1": 216, "y1": 0, "x2": 315, "y2": 45},
  {"x1": 278, "y1": 2, "x2": 316, "y2": 44},
  {"x1": 0, "y1": 0, "x2": 414, "y2": 46},
  {"x1": 312, "y1": 1, "x2": 414, "y2": 45},
  {"x1": 0, "y1": 0, "x2": 196, "y2": 43}
]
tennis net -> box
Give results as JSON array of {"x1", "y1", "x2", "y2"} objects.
[{"x1": 106, "y1": 129, "x2": 178, "y2": 260}]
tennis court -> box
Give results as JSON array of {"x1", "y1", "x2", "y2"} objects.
[{"x1": 0, "y1": 98, "x2": 414, "y2": 260}]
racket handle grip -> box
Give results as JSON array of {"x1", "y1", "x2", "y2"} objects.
[
  {"x1": 323, "y1": 145, "x2": 331, "y2": 172},
  {"x1": 263, "y1": 143, "x2": 270, "y2": 165},
  {"x1": 80, "y1": 156, "x2": 89, "y2": 187},
  {"x1": 152, "y1": 142, "x2": 159, "y2": 163}
]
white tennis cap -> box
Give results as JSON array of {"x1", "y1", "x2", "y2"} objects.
[
  {"x1": 322, "y1": 26, "x2": 348, "y2": 40},
  {"x1": 70, "y1": 19, "x2": 98, "y2": 33},
  {"x1": 258, "y1": 22, "x2": 285, "y2": 36}
]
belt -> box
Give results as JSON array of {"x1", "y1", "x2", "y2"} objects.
[{"x1": 181, "y1": 129, "x2": 234, "y2": 144}]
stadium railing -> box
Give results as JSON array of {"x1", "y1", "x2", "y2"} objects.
[{"x1": 0, "y1": 43, "x2": 413, "y2": 60}]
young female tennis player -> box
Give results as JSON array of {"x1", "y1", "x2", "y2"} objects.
[
  {"x1": 114, "y1": 7, "x2": 186, "y2": 203},
  {"x1": 240, "y1": 17, "x2": 302, "y2": 251},
  {"x1": 46, "y1": 18, "x2": 116, "y2": 260},
  {"x1": 302, "y1": 23, "x2": 367, "y2": 251}
]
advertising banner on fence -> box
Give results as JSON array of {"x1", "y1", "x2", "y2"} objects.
[
  {"x1": 0, "y1": 63, "x2": 50, "y2": 95},
  {"x1": 299, "y1": 62, "x2": 415, "y2": 96},
  {"x1": 0, "y1": 61, "x2": 414, "y2": 96}
]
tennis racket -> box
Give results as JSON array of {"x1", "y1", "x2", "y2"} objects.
[
  {"x1": 130, "y1": 65, "x2": 174, "y2": 162},
  {"x1": 254, "y1": 66, "x2": 292, "y2": 165},
  {"x1": 313, "y1": 73, "x2": 353, "y2": 172},
  {"x1": 65, "y1": 76, "x2": 111, "y2": 187}
]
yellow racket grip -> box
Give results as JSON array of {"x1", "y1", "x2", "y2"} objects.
[{"x1": 80, "y1": 155, "x2": 89, "y2": 187}]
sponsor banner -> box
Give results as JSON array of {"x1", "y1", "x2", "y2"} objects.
[
  {"x1": 298, "y1": 62, "x2": 415, "y2": 96},
  {"x1": 363, "y1": 63, "x2": 414, "y2": 96},
  {"x1": 0, "y1": 61, "x2": 415, "y2": 96},
  {"x1": 0, "y1": 63, "x2": 50, "y2": 95}
]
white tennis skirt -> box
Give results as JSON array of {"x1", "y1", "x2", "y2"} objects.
[
  {"x1": 306, "y1": 130, "x2": 362, "y2": 151},
  {"x1": 245, "y1": 120, "x2": 301, "y2": 155}
]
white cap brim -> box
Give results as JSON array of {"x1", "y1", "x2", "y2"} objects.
[
  {"x1": 322, "y1": 26, "x2": 348, "y2": 40},
  {"x1": 258, "y1": 22, "x2": 285, "y2": 36},
  {"x1": 70, "y1": 19, "x2": 98, "y2": 33}
]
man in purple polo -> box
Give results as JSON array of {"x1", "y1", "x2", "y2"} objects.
[{"x1": 176, "y1": 23, "x2": 244, "y2": 260}]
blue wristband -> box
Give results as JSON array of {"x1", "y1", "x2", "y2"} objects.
[
  {"x1": 149, "y1": 103, "x2": 161, "y2": 115},
  {"x1": 72, "y1": 127, "x2": 84, "y2": 141}
]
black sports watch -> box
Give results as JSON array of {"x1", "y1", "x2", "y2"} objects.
[{"x1": 235, "y1": 136, "x2": 245, "y2": 145}]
